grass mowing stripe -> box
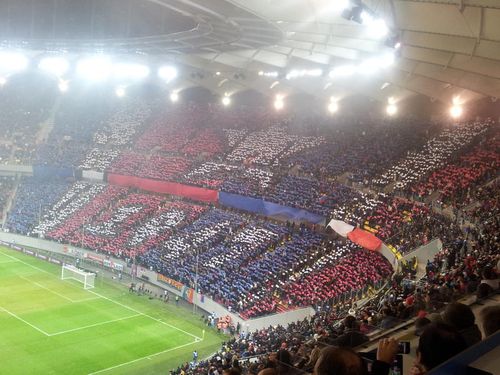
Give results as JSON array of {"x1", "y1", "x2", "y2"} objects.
[
  {"x1": 1, "y1": 248, "x2": 203, "y2": 341},
  {"x1": 87, "y1": 339, "x2": 199, "y2": 375},
  {"x1": 0, "y1": 250, "x2": 55, "y2": 275},
  {"x1": 87, "y1": 289, "x2": 203, "y2": 341},
  {"x1": 49, "y1": 314, "x2": 141, "y2": 336},
  {"x1": 0, "y1": 305, "x2": 50, "y2": 336},
  {"x1": 18, "y1": 275, "x2": 102, "y2": 303}
]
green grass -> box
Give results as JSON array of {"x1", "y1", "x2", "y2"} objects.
[{"x1": 0, "y1": 246, "x2": 224, "y2": 375}]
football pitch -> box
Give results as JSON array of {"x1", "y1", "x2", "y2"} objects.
[{"x1": 0, "y1": 246, "x2": 224, "y2": 374}]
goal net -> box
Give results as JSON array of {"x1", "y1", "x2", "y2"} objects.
[{"x1": 61, "y1": 264, "x2": 96, "y2": 290}]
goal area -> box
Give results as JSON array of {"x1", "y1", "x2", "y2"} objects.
[{"x1": 61, "y1": 264, "x2": 96, "y2": 290}]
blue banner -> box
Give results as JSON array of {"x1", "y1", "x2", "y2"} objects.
[{"x1": 219, "y1": 191, "x2": 325, "y2": 224}]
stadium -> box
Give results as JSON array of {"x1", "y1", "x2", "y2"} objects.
[{"x1": 0, "y1": 0, "x2": 499, "y2": 374}]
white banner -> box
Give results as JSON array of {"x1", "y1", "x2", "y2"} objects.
[{"x1": 327, "y1": 219, "x2": 354, "y2": 237}]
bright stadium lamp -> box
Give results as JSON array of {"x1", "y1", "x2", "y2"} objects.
[
  {"x1": 450, "y1": 105, "x2": 463, "y2": 119},
  {"x1": 222, "y1": 95, "x2": 231, "y2": 106},
  {"x1": 329, "y1": 65, "x2": 356, "y2": 78},
  {"x1": 274, "y1": 95, "x2": 284, "y2": 111},
  {"x1": 386, "y1": 104, "x2": 397, "y2": 116},
  {"x1": 0, "y1": 76, "x2": 6, "y2": 86},
  {"x1": 170, "y1": 91, "x2": 179, "y2": 103},
  {"x1": 158, "y1": 66, "x2": 177, "y2": 82},
  {"x1": 361, "y1": 12, "x2": 389, "y2": 39},
  {"x1": 76, "y1": 56, "x2": 112, "y2": 81},
  {"x1": 0, "y1": 52, "x2": 29, "y2": 74},
  {"x1": 328, "y1": 97, "x2": 339, "y2": 114},
  {"x1": 115, "y1": 86, "x2": 126, "y2": 98},
  {"x1": 113, "y1": 63, "x2": 150, "y2": 80},
  {"x1": 58, "y1": 79, "x2": 69, "y2": 93},
  {"x1": 39, "y1": 57, "x2": 69, "y2": 77}
]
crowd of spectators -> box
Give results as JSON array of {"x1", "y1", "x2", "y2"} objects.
[
  {"x1": 0, "y1": 177, "x2": 16, "y2": 222},
  {"x1": 4, "y1": 177, "x2": 70, "y2": 235},
  {"x1": 372, "y1": 120, "x2": 492, "y2": 188},
  {"x1": 410, "y1": 136, "x2": 499, "y2": 202},
  {"x1": 0, "y1": 74, "x2": 57, "y2": 164},
  {"x1": 173, "y1": 189, "x2": 499, "y2": 375}
]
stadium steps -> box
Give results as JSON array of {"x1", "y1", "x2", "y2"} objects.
[
  {"x1": 36, "y1": 95, "x2": 63, "y2": 144},
  {"x1": 2, "y1": 178, "x2": 20, "y2": 227}
]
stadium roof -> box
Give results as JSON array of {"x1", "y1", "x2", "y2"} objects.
[{"x1": 2, "y1": 0, "x2": 500, "y2": 105}]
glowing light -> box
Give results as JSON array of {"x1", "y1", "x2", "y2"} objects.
[
  {"x1": 222, "y1": 96, "x2": 231, "y2": 106},
  {"x1": 386, "y1": 104, "x2": 397, "y2": 116},
  {"x1": 0, "y1": 52, "x2": 28, "y2": 74},
  {"x1": 388, "y1": 96, "x2": 396, "y2": 105},
  {"x1": 258, "y1": 71, "x2": 264, "y2": 76},
  {"x1": 158, "y1": 66, "x2": 177, "y2": 82},
  {"x1": 58, "y1": 79, "x2": 69, "y2": 93},
  {"x1": 113, "y1": 63, "x2": 150, "y2": 80},
  {"x1": 286, "y1": 69, "x2": 323, "y2": 80},
  {"x1": 450, "y1": 105, "x2": 463, "y2": 119},
  {"x1": 77, "y1": 56, "x2": 112, "y2": 81},
  {"x1": 115, "y1": 86, "x2": 126, "y2": 98},
  {"x1": 0, "y1": 77, "x2": 6, "y2": 86},
  {"x1": 38, "y1": 57, "x2": 69, "y2": 77},
  {"x1": 328, "y1": 100, "x2": 338, "y2": 114},
  {"x1": 361, "y1": 12, "x2": 389, "y2": 38},
  {"x1": 274, "y1": 95, "x2": 284, "y2": 111},
  {"x1": 452, "y1": 96, "x2": 462, "y2": 105},
  {"x1": 215, "y1": 71, "x2": 221, "y2": 76},
  {"x1": 170, "y1": 91, "x2": 179, "y2": 103},
  {"x1": 329, "y1": 65, "x2": 356, "y2": 78}
]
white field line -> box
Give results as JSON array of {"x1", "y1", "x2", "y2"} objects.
[
  {"x1": 0, "y1": 306, "x2": 50, "y2": 336},
  {"x1": 88, "y1": 339, "x2": 198, "y2": 375},
  {"x1": 18, "y1": 275, "x2": 101, "y2": 303},
  {"x1": 0, "y1": 250, "x2": 54, "y2": 275},
  {"x1": 87, "y1": 289, "x2": 203, "y2": 341},
  {"x1": 0, "y1": 249, "x2": 202, "y2": 341},
  {"x1": 49, "y1": 314, "x2": 141, "y2": 336}
]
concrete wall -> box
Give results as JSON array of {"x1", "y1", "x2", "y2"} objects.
[
  {"x1": 402, "y1": 239, "x2": 442, "y2": 278},
  {"x1": 0, "y1": 164, "x2": 33, "y2": 176}
]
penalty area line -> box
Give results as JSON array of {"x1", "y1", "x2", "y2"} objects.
[
  {"x1": 0, "y1": 306, "x2": 51, "y2": 336},
  {"x1": 48, "y1": 314, "x2": 141, "y2": 336},
  {"x1": 88, "y1": 339, "x2": 199, "y2": 375},
  {"x1": 87, "y1": 289, "x2": 203, "y2": 341}
]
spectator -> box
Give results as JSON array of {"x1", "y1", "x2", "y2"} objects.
[
  {"x1": 332, "y1": 316, "x2": 369, "y2": 348},
  {"x1": 314, "y1": 347, "x2": 367, "y2": 375},
  {"x1": 479, "y1": 305, "x2": 500, "y2": 337},
  {"x1": 441, "y1": 303, "x2": 482, "y2": 347},
  {"x1": 412, "y1": 323, "x2": 467, "y2": 374}
]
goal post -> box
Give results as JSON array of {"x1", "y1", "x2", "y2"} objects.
[{"x1": 61, "y1": 264, "x2": 96, "y2": 290}]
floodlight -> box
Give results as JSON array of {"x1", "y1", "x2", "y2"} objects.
[
  {"x1": 158, "y1": 66, "x2": 177, "y2": 82},
  {"x1": 274, "y1": 95, "x2": 284, "y2": 111},
  {"x1": 0, "y1": 77, "x2": 6, "y2": 86},
  {"x1": 58, "y1": 79, "x2": 69, "y2": 93},
  {"x1": 170, "y1": 91, "x2": 179, "y2": 103},
  {"x1": 450, "y1": 105, "x2": 463, "y2": 119},
  {"x1": 386, "y1": 104, "x2": 397, "y2": 116},
  {"x1": 0, "y1": 52, "x2": 28, "y2": 74},
  {"x1": 329, "y1": 65, "x2": 356, "y2": 78},
  {"x1": 113, "y1": 63, "x2": 150, "y2": 80},
  {"x1": 388, "y1": 96, "x2": 396, "y2": 105},
  {"x1": 361, "y1": 11, "x2": 389, "y2": 38},
  {"x1": 115, "y1": 86, "x2": 126, "y2": 98},
  {"x1": 39, "y1": 57, "x2": 69, "y2": 77},
  {"x1": 328, "y1": 101, "x2": 339, "y2": 114},
  {"x1": 222, "y1": 96, "x2": 231, "y2": 106},
  {"x1": 77, "y1": 56, "x2": 112, "y2": 81},
  {"x1": 452, "y1": 96, "x2": 461, "y2": 105}
]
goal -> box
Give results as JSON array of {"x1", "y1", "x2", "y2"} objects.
[{"x1": 61, "y1": 264, "x2": 96, "y2": 290}]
